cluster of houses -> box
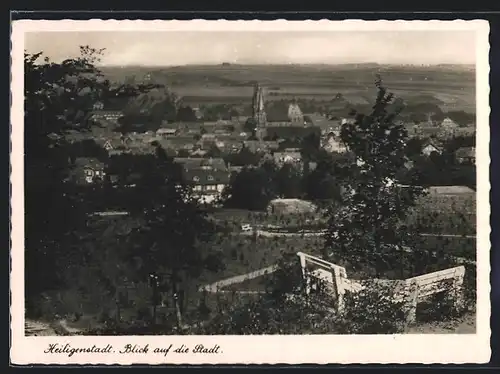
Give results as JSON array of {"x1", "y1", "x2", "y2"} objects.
[
  {"x1": 420, "y1": 139, "x2": 476, "y2": 164},
  {"x1": 65, "y1": 88, "x2": 475, "y2": 204}
]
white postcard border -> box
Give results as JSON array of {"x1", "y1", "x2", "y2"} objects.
[{"x1": 10, "y1": 19, "x2": 491, "y2": 365}]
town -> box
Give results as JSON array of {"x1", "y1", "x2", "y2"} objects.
[{"x1": 24, "y1": 45, "x2": 477, "y2": 336}]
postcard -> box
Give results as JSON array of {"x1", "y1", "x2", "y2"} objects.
[{"x1": 10, "y1": 18, "x2": 491, "y2": 365}]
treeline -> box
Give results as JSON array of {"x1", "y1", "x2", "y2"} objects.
[
  {"x1": 25, "y1": 48, "x2": 225, "y2": 329},
  {"x1": 400, "y1": 135, "x2": 476, "y2": 189},
  {"x1": 221, "y1": 150, "x2": 350, "y2": 211}
]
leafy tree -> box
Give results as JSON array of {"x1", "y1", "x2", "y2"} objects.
[
  {"x1": 229, "y1": 109, "x2": 240, "y2": 118},
  {"x1": 176, "y1": 105, "x2": 198, "y2": 122},
  {"x1": 445, "y1": 110, "x2": 475, "y2": 127},
  {"x1": 221, "y1": 161, "x2": 278, "y2": 210},
  {"x1": 67, "y1": 139, "x2": 109, "y2": 162},
  {"x1": 24, "y1": 46, "x2": 162, "y2": 315},
  {"x1": 205, "y1": 144, "x2": 223, "y2": 159},
  {"x1": 300, "y1": 132, "x2": 321, "y2": 164},
  {"x1": 405, "y1": 137, "x2": 425, "y2": 158},
  {"x1": 243, "y1": 117, "x2": 257, "y2": 133},
  {"x1": 224, "y1": 146, "x2": 262, "y2": 167},
  {"x1": 303, "y1": 151, "x2": 347, "y2": 202},
  {"x1": 177, "y1": 149, "x2": 191, "y2": 158},
  {"x1": 122, "y1": 149, "x2": 223, "y2": 328},
  {"x1": 275, "y1": 164, "x2": 303, "y2": 199},
  {"x1": 323, "y1": 77, "x2": 426, "y2": 277}
]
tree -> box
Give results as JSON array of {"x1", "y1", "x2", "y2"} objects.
[
  {"x1": 445, "y1": 110, "x2": 475, "y2": 127},
  {"x1": 24, "y1": 46, "x2": 163, "y2": 315},
  {"x1": 123, "y1": 149, "x2": 223, "y2": 328},
  {"x1": 177, "y1": 149, "x2": 190, "y2": 158},
  {"x1": 275, "y1": 164, "x2": 303, "y2": 199},
  {"x1": 243, "y1": 117, "x2": 257, "y2": 133},
  {"x1": 224, "y1": 146, "x2": 262, "y2": 167},
  {"x1": 221, "y1": 161, "x2": 278, "y2": 211},
  {"x1": 303, "y1": 151, "x2": 347, "y2": 202},
  {"x1": 67, "y1": 139, "x2": 109, "y2": 162},
  {"x1": 205, "y1": 144, "x2": 222, "y2": 159},
  {"x1": 323, "y1": 77, "x2": 426, "y2": 277},
  {"x1": 300, "y1": 132, "x2": 321, "y2": 161},
  {"x1": 229, "y1": 109, "x2": 240, "y2": 118},
  {"x1": 176, "y1": 106, "x2": 197, "y2": 122}
]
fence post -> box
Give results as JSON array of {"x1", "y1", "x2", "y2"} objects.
[
  {"x1": 404, "y1": 280, "x2": 419, "y2": 326},
  {"x1": 453, "y1": 267, "x2": 466, "y2": 312},
  {"x1": 297, "y1": 252, "x2": 310, "y2": 295},
  {"x1": 333, "y1": 267, "x2": 345, "y2": 314}
]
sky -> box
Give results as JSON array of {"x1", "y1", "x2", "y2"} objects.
[{"x1": 25, "y1": 30, "x2": 477, "y2": 66}]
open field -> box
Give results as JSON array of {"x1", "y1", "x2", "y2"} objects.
[{"x1": 100, "y1": 64, "x2": 475, "y2": 111}]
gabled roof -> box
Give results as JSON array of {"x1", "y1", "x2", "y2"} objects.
[
  {"x1": 440, "y1": 117, "x2": 458, "y2": 127},
  {"x1": 421, "y1": 138, "x2": 443, "y2": 151},
  {"x1": 428, "y1": 185, "x2": 475, "y2": 195},
  {"x1": 182, "y1": 168, "x2": 231, "y2": 186},
  {"x1": 165, "y1": 136, "x2": 197, "y2": 148},
  {"x1": 174, "y1": 157, "x2": 227, "y2": 171},
  {"x1": 73, "y1": 157, "x2": 105, "y2": 169},
  {"x1": 265, "y1": 126, "x2": 321, "y2": 140},
  {"x1": 455, "y1": 147, "x2": 476, "y2": 158},
  {"x1": 157, "y1": 128, "x2": 178, "y2": 135}
]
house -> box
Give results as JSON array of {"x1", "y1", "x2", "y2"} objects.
[
  {"x1": 174, "y1": 157, "x2": 227, "y2": 171},
  {"x1": 92, "y1": 101, "x2": 104, "y2": 111},
  {"x1": 265, "y1": 126, "x2": 321, "y2": 142},
  {"x1": 421, "y1": 140, "x2": 443, "y2": 156},
  {"x1": 273, "y1": 151, "x2": 302, "y2": 167},
  {"x1": 242, "y1": 140, "x2": 264, "y2": 153},
  {"x1": 440, "y1": 117, "x2": 459, "y2": 130},
  {"x1": 97, "y1": 137, "x2": 124, "y2": 155},
  {"x1": 288, "y1": 102, "x2": 305, "y2": 124},
  {"x1": 427, "y1": 185, "x2": 475, "y2": 196},
  {"x1": 214, "y1": 129, "x2": 232, "y2": 136},
  {"x1": 267, "y1": 198, "x2": 317, "y2": 215},
  {"x1": 455, "y1": 147, "x2": 476, "y2": 164},
  {"x1": 220, "y1": 140, "x2": 244, "y2": 154},
  {"x1": 201, "y1": 133, "x2": 217, "y2": 141},
  {"x1": 192, "y1": 107, "x2": 203, "y2": 120},
  {"x1": 322, "y1": 131, "x2": 348, "y2": 153},
  {"x1": 174, "y1": 158, "x2": 230, "y2": 204},
  {"x1": 262, "y1": 141, "x2": 281, "y2": 151},
  {"x1": 87, "y1": 110, "x2": 123, "y2": 123},
  {"x1": 228, "y1": 165, "x2": 244, "y2": 174},
  {"x1": 165, "y1": 136, "x2": 197, "y2": 151},
  {"x1": 156, "y1": 128, "x2": 179, "y2": 137},
  {"x1": 190, "y1": 149, "x2": 208, "y2": 157},
  {"x1": 69, "y1": 157, "x2": 106, "y2": 185}
]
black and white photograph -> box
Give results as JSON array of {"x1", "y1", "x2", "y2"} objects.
[{"x1": 10, "y1": 19, "x2": 491, "y2": 364}]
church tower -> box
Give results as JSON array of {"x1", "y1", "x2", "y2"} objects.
[
  {"x1": 252, "y1": 83, "x2": 267, "y2": 128},
  {"x1": 288, "y1": 98, "x2": 304, "y2": 124}
]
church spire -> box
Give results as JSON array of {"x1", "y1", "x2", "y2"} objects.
[{"x1": 252, "y1": 82, "x2": 266, "y2": 128}]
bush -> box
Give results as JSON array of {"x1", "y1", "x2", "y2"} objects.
[{"x1": 333, "y1": 281, "x2": 407, "y2": 334}]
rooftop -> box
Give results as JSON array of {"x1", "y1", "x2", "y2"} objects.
[{"x1": 183, "y1": 169, "x2": 231, "y2": 186}]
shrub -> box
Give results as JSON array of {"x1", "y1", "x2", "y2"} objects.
[{"x1": 333, "y1": 281, "x2": 407, "y2": 334}]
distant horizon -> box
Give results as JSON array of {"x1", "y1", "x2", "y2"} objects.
[
  {"x1": 25, "y1": 30, "x2": 477, "y2": 66},
  {"x1": 98, "y1": 62, "x2": 475, "y2": 68}
]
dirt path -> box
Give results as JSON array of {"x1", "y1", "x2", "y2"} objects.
[
  {"x1": 25, "y1": 319, "x2": 57, "y2": 336},
  {"x1": 58, "y1": 319, "x2": 84, "y2": 335},
  {"x1": 406, "y1": 313, "x2": 476, "y2": 334},
  {"x1": 199, "y1": 265, "x2": 278, "y2": 293},
  {"x1": 244, "y1": 229, "x2": 476, "y2": 239}
]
